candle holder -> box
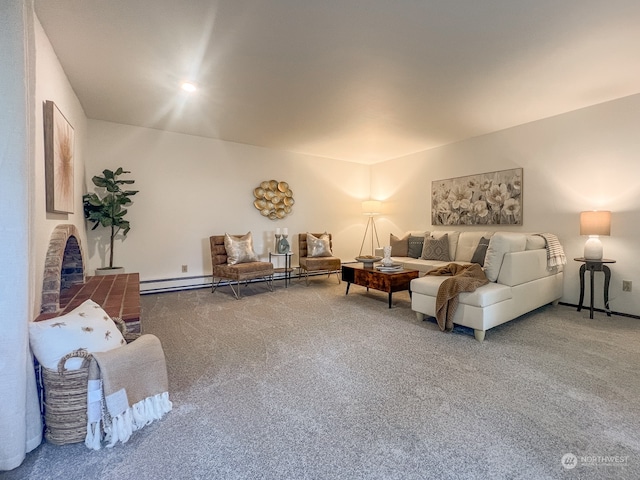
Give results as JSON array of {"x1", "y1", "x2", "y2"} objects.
[{"x1": 274, "y1": 233, "x2": 282, "y2": 252}]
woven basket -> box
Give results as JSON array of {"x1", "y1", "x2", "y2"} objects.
[
  {"x1": 42, "y1": 349, "x2": 93, "y2": 445},
  {"x1": 40, "y1": 317, "x2": 139, "y2": 445},
  {"x1": 113, "y1": 316, "x2": 141, "y2": 343}
]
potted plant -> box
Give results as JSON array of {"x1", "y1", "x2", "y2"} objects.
[{"x1": 83, "y1": 168, "x2": 138, "y2": 274}]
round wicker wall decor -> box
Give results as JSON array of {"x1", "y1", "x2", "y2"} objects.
[{"x1": 253, "y1": 180, "x2": 294, "y2": 220}]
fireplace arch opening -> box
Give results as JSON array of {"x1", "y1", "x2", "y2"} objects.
[{"x1": 41, "y1": 224, "x2": 86, "y2": 313}]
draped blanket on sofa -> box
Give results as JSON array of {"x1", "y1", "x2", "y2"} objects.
[{"x1": 426, "y1": 263, "x2": 489, "y2": 331}]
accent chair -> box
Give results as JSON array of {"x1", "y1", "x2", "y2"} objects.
[
  {"x1": 298, "y1": 232, "x2": 341, "y2": 286},
  {"x1": 210, "y1": 234, "x2": 274, "y2": 299}
]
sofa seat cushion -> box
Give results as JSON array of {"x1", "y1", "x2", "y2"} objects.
[
  {"x1": 213, "y1": 261, "x2": 274, "y2": 281},
  {"x1": 410, "y1": 276, "x2": 512, "y2": 308},
  {"x1": 391, "y1": 257, "x2": 471, "y2": 273}
]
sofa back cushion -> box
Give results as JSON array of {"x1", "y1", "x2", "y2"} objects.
[
  {"x1": 483, "y1": 233, "x2": 527, "y2": 282},
  {"x1": 454, "y1": 231, "x2": 493, "y2": 262},
  {"x1": 525, "y1": 234, "x2": 546, "y2": 250}
]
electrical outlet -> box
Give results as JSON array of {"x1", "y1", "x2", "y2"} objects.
[
  {"x1": 622, "y1": 280, "x2": 632, "y2": 292},
  {"x1": 181, "y1": 265, "x2": 188, "y2": 273}
]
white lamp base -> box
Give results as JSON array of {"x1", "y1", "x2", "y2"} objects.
[{"x1": 584, "y1": 237, "x2": 603, "y2": 260}]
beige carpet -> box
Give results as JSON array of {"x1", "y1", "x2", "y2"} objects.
[{"x1": 7, "y1": 279, "x2": 640, "y2": 479}]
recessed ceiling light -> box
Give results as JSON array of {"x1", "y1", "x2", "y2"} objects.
[{"x1": 181, "y1": 82, "x2": 197, "y2": 92}]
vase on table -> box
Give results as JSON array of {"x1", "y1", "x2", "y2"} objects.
[
  {"x1": 381, "y1": 246, "x2": 394, "y2": 267},
  {"x1": 277, "y1": 234, "x2": 290, "y2": 254}
]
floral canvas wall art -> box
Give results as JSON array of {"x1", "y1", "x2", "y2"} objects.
[
  {"x1": 44, "y1": 100, "x2": 74, "y2": 214},
  {"x1": 431, "y1": 168, "x2": 522, "y2": 225}
]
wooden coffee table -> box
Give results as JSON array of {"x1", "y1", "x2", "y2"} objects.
[{"x1": 342, "y1": 264, "x2": 419, "y2": 308}]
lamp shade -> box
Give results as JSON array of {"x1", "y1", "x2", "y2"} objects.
[
  {"x1": 362, "y1": 200, "x2": 382, "y2": 215},
  {"x1": 580, "y1": 211, "x2": 611, "y2": 236}
]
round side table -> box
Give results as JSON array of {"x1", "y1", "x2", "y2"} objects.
[{"x1": 574, "y1": 257, "x2": 616, "y2": 319}]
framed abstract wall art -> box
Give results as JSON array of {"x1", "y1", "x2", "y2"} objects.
[
  {"x1": 44, "y1": 100, "x2": 74, "y2": 214},
  {"x1": 431, "y1": 168, "x2": 523, "y2": 226}
]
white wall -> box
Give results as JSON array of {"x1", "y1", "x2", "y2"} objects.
[
  {"x1": 33, "y1": 14, "x2": 88, "y2": 315},
  {"x1": 372, "y1": 93, "x2": 640, "y2": 316},
  {"x1": 85, "y1": 121, "x2": 370, "y2": 289}
]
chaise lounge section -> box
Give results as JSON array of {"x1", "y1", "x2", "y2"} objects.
[{"x1": 382, "y1": 231, "x2": 565, "y2": 341}]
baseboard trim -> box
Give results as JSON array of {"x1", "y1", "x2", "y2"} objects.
[{"x1": 558, "y1": 302, "x2": 640, "y2": 320}]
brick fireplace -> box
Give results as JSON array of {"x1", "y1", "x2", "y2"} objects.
[{"x1": 40, "y1": 224, "x2": 86, "y2": 314}]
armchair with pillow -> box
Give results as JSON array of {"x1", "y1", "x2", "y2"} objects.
[
  {"x1": 298, "y1": 232, "x2": 341, "y2": 285},
  {"x1": 210, "y1": 232, "x2": 274, "y2": 299}
]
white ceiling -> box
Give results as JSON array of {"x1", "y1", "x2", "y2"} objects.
[{"x1": 34, "y1": 0, "x2": 640, "y2": 164}]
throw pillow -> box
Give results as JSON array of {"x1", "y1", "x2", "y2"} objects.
[
  {"x1": 307, "y1": 232, "x2": 333, "y2": 257},
  {"x1": 29, "y1": 299, "x2": 126, "y2": 370},
  {"x1": 471, "y1": 236, "x2": 491, "y2": 266},
  {"x1": 224, "y1": 232, "x2": 259, "y2": 265},
  {"x1": 430, "y1": 231, "x2": 459, "y2": 261},
  {"x1": 421, "y1": 234, "x2": 450, "y2": 261},
  {"x1": 390, "y1": 233, "x2": 409, "y2": 257},
  {"x1": 407, "y1": 235, "x2": 425, "y2": 259}
]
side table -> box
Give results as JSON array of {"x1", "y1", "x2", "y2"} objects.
[
  {"x1": 574, "y1": 257, "x2": 616, "y2": 319},
  {"x1": 269, "y1": 251, "x2": 294, "y2": 287}
]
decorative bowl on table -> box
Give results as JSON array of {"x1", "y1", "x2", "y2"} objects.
[{"x1": 355, "y1": 255, "x2": 383, "y2": 267}]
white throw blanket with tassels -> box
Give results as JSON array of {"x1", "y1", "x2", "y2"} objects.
[
  {"x1": 86, "y1": 334, "x2": 172, "y2": 450},
  {"x1": 535, "y1": 233, "x2": 567, "y2": 269}
]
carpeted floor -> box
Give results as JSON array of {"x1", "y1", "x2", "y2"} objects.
[{"x1": 5, "y1": 279, "x2": 640, "y2": 479}]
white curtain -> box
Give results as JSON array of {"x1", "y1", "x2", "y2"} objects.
[{"x1": 0, "y1": 0, "x2": 43, "y2": 470}]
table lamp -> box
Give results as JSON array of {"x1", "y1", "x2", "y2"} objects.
[{"x1": 580, "y1": 211, "x2": 611, "y2": 260}]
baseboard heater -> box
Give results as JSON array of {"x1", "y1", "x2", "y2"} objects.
[{"x1": 140, "y1": 270, "x2": 340, "y2": 295}]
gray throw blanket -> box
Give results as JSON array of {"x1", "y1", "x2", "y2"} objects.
[{"x1": 426, "y1": 263, "x2": 489, "y2": 332}]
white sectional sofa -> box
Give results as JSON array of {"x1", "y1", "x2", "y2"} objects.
[{"x1": 378, "y1": 231, "x2": 564, "y2": 341}]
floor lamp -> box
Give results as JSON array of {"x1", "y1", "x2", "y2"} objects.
[{"x1": 358, "y1": 200, "x2": 382, "y2": 257}]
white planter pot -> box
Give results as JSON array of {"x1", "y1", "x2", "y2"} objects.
[{"x1": 94, "y1": 267, "x2": 125, "y2": 276}]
